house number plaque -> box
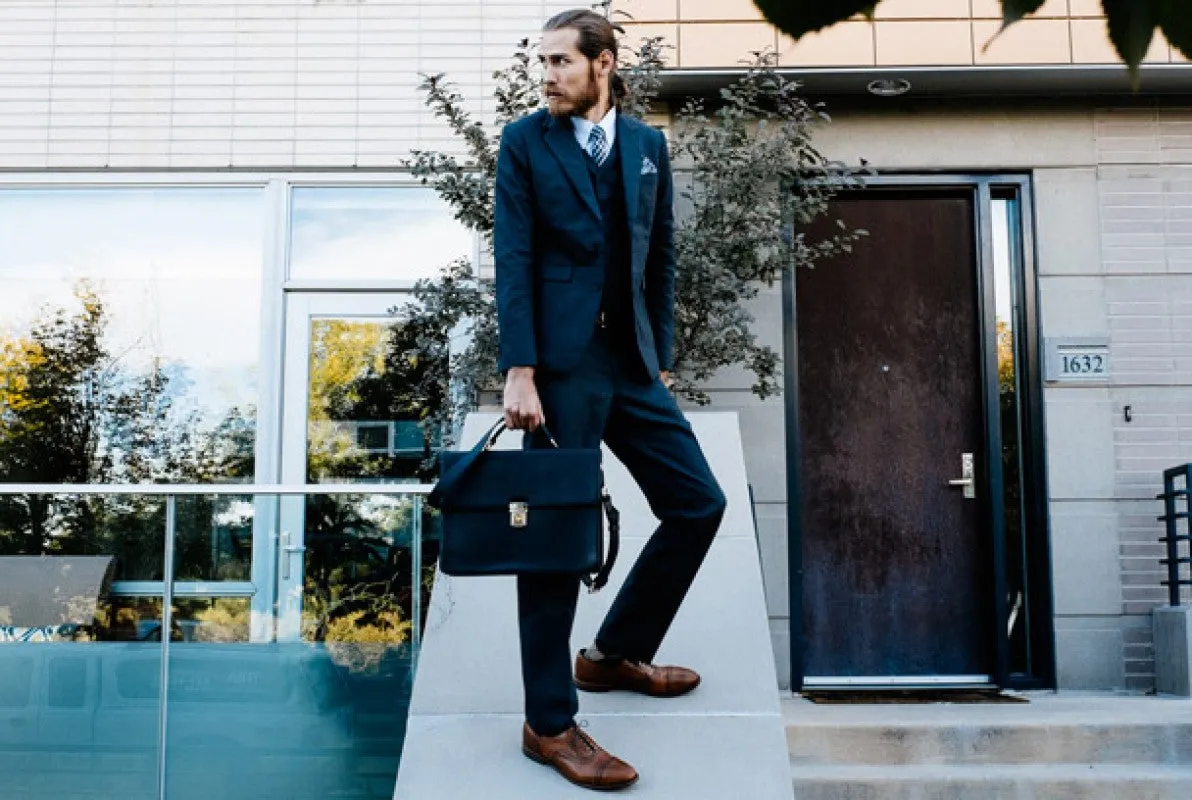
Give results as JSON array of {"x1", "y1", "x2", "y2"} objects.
[{"x1": 1044, "y1": 337, "x2": 1110, "y2": 383}]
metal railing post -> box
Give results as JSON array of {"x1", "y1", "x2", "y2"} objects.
[
  {"x1": 1158, "y1": 465, "x2": 1191, "y2": 608},
  {"x1": 157, "y1": 494, "x2": 177, "y2": 800},
  {"x1": 411, "y1": 495, "x2": 423, "y2": 662}
]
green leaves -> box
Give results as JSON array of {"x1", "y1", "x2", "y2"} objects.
[
  {"x1": 1161, "y1": 0, "x2": 1192, "y2": 61},
  {"x1": 751, "y1": 0, "x2": 877, "y2": 39},
  {"x1": 1103, "y1": 0, "x2": 1158, "y2": 78},
  {"x1": 753, "y1": 0, "x2": 1192, "y2": 71}
]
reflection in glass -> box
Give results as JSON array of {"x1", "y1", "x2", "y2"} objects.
[
  {"x1": 993, "y1": 196, "x2": 1030, "y2": 675},
  {"x1": 0, "y1": 187, "x2": 263, "y2": 497},
  {"x1": 163, "y1": 492, "x2": 434, "y2": 800},
  {"x1": 173, "y1": 495, "x2": 254, "y2": 582},
  {"x1": 289, "y1": 187, "x2": 473, "y2": 282},
  {"x1": 172, "y1": 597, "x2": 251, "y2": 643},
  {"x1": 0, "y1": 494, "x2": 166, "y2": 581},
  {"x1": 306, "y1": 314, "x2": 443, "y2": 485},
  {"x1": 0, "y1": 543, "x2": 162, "y2": 800},
  {"x1": 302, "y1": 310, "x2": 444, "y2": 641}
]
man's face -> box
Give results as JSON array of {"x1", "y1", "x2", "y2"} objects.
[{"x1": 540, "y1": 28, "x2": 603, "y2": 117}]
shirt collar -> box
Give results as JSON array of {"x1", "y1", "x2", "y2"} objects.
[{"x1": 572, "y1": 105, "x2": 617, "y2": 151}]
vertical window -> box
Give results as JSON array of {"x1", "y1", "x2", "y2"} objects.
[{"x1": 993, "y1": 192, "x2": 1033, "y2": 677}]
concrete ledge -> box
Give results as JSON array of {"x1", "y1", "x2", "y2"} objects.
[
  {"x1": 395, "y1": 412, "x2": 792, "y2": 799},
  {"x1": 399, "y1": 713, "x2": 792, "y2": 799},
  {"x1": 1154, "y1": 606, "x2": 1192, "y2": 696}
]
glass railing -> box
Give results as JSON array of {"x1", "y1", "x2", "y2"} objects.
[{"x1": 0, "y1": 484, "x2": 438, "y2": 800}]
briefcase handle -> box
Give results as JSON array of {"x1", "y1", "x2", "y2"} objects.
[{"x1": 428, "y1": 420, "x2": 620, "y2": 593}]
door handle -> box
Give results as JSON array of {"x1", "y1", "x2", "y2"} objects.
[
  {"x1": 279, "y1": 531, "x2": 306, "y2": 580},
  {"x1": 948, "y1": 453, "x2": 976, "y2": 500}
]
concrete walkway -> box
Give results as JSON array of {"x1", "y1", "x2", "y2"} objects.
[{"x1": 394, "y1": 411, "x2": 792, "y2": 799}]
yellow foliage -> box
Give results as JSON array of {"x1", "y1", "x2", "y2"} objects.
[
  {"x1": 307, "y1": 319, "x2": 387, "y2": 423},
  {"x1": 996, "y1": 319, "x2": 1015, "y2": 392},
  {"x1": 324, "y1": 609, "x2": 411, "y2": 644},
  {"x1": 190, "y1": 598, "x2": 250, "y2": 642},
  {"x1": 0, "y1": 334, "x2": 46, "y2": 416}
]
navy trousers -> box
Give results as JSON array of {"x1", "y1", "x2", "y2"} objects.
[{"x1": 518, "y1": 329, "x2": 727, "y2": 737}]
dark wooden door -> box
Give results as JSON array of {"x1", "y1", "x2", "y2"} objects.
[{"x1": 797, "y1": 190, "x2": 992, "y2": 679}]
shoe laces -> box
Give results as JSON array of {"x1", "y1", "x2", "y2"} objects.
[
  {"x1": 628, "y1": 659, "x2": 656, "y2": 676},
  {"x1": 571, "y1": 721, "x2": 598, "y2": 756}
]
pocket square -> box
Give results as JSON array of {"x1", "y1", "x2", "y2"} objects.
[{"x1": 640, "y1": 156, "x2": 657, "y2": 175}]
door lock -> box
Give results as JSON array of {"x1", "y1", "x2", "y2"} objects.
[{"x1": 948, "y1": 452, "x2": 976, "y2": 500}]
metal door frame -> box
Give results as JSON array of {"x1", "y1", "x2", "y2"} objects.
[{"x1": 784, "y1": 174, "x2": 1055, "y2": 691}]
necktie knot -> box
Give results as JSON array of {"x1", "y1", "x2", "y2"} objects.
[{"x1": 587, "y1": 125, "x2": 608, "y2": 166}]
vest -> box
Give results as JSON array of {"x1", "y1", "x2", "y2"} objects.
[{"x1": 584, "y1": 139, "x2": 639, "y2": 365}]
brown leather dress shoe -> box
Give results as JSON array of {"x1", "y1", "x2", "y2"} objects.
[
  {"x1": 522, "y1": 723, "x2": 638, "y2": 791},
  {"x1": 574, "y1": 649, "x2": 701, "y2": 697}
]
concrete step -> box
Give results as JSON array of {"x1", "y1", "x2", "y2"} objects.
[
  {"x1": 788, "y1": 721, "x2": 1192, "y2": 767},
  {"x1": 784, "y1": 694, "x2": 1192, "y2": 767},
  {"x1": 790, "y1": 764, "x2": 1192, "y2": 800}
]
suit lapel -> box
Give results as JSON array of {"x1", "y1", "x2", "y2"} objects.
[
  {"x1": 617, "y1": 113, "x2": 642, "y2": 250},
  {"x1": 543, "y1": 115, "x2": 601, "y2": 221}
]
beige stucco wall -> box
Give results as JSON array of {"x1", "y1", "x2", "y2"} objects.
[{"x1": 615, "y1": 0, "x2": 1185, "y2": 69}]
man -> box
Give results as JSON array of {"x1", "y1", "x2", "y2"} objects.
[{"x1": 493, "y1": 8, "x2": 727, "y2": 792}]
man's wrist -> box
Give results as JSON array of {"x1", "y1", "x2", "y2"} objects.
[{"x1": 507, "y1": 365, "x2": 536, "y2": 379}]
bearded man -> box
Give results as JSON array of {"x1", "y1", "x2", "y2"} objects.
[{"x1": 493, "y1": 8, "x2": 726, "y2": 791}]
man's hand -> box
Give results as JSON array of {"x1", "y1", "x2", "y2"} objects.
[
  {"x1": 504, "y1": 367, "x2": 544, "y2": 431},
  {"x1": 660, "y1": 370, "x2": 673, "y2": 389}
]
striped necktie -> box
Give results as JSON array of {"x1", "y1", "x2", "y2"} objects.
[{"x1": 586, "y1": 125, "x2": 608, "y2": 166}]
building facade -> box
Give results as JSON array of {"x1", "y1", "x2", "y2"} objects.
[
  {"x1": 1, "y1": 1, "x2": 1190, "y2": 799},
  {"x1": 613, "y1": 0, "x2": 1192, "y2": 694}
]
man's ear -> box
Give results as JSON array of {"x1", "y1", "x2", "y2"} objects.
[{"x1": 598, "y1": 48, "x2": 615, "y2": 79}]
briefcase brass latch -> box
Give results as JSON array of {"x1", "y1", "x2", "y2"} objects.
[{"x1": 509, "y1": 502, "x2": 529, "y2": 528}]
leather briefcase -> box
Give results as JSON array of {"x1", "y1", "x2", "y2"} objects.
[{"x1": 427, "y1": 421, "x2": 620, "y2": 592}]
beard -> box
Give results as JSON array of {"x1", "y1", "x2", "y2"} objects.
[{"x1": 546, "y1": 64, "x2": 603, "y2": 117}]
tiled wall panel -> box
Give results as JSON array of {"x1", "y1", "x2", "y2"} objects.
[
  {"x1": 0, "y1": 0, "x2": 577, "y2": 170},
  {"x1": 614, "y1": 0, "x2": 1183, "y2": 68}
]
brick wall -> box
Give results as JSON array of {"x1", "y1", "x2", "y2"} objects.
[
  {"x1": 1096, "y1": 108, "x2": 1192, "y2": 688},
  {"x1": 0, "y1": 0, "x2": 574, "y2": 170}
]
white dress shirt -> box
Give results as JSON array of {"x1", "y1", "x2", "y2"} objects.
[{"x1": 572, "y1": 106, "x2": 617, "y2": 157}]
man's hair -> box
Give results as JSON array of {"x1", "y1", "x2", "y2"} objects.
[{"x1": 542, "y1": 9, "x2": 629, "y2": 107}]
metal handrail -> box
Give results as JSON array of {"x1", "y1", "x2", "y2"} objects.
[
  {"x1": 1157, "y1": 464, "x2": 1192, "y2": 607},
  {"x1": 0, "y1": 483, "x2": 433, "y2": 495}
]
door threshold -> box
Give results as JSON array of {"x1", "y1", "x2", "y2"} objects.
[{"x1": 802, "y1": 675, "x2": 994, "y2": 690}]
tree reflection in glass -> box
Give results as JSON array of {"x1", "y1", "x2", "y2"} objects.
[
  {"x1": 0, "y1": 187, "x2": 263, "y2": 592},
  {"x1": 301, "y1": 313, "x2": 443, "y2": 671}
]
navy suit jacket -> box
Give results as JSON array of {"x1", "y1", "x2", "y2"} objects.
[{"x1": 493, "y1": 108, "x2": 675, "y2": 377}]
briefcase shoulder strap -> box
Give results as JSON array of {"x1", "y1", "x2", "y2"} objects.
[{"x1": 583, "y1": 483, "x2": 619, "y2": 593}]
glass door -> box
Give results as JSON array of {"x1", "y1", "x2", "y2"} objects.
[
  {"x1": 278, "y1": 292, "x2": 437, "y2": 644},
  {"x1": 256, "y1": 291, "x2": 441, "y2": 798}
]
